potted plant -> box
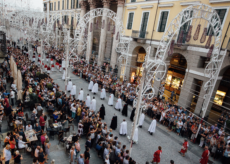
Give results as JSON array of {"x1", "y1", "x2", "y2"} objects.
[{"x1": 46, "y1": 83, "x2": 53, "y2": 90}]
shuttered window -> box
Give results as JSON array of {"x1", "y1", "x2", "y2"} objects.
[
  {"x1": 131, "y1": 0, "x2": 136, "y2": 2},
  {"x1": 127, "y1": 13, "x2": 134, "y2": 30},
  {"x1": 158, "y1": 11, "x2": 169, "y2": 32},
  {"x1": 62, "y1": 0, "x2": 64, "y2": 10},
  {"x1": 207, "y1": 9, "x2": 226, "y2": 35},
  {"x1": 58, "y1": 1, "x2": 60, "y2": 10},
  {"x1": 67, "y1": 0, "x2": 69, "y2": 9},
  {"x1": 54, "y1": 2, "x2": 56, "y2": 11},
  {"x1": 140, "y1": 12, "x2": 149, "y2": 38}
]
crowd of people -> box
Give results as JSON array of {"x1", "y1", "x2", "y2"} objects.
[{"x1": 0, "y1": 41, "x2": 230, "y2": 164}]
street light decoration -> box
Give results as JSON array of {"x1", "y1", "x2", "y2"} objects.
[
  {"x1": 205, "y1": 35, "x2": 212, "y2": 49},
  {"x1": 193, "y1": 24, "x2": 201, "y2": 41},
  {"x1": 200, "y1": 27, "x2": 207, "y2": 43},
  {"x1": 186, "y1": 25, "x2": 192, "y2": 42}
]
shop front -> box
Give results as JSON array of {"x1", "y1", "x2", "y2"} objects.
[{"x1": 165, "y1": 70, "x2": 184, "y2": 95}]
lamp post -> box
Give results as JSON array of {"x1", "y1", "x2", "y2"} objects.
[{"x1": 64, "y1": 28, "x2": 70, "y2": 94}]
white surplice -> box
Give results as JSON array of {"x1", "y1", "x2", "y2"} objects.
[
  {"x1": 108, "y1": 94, "x2": 114, "y2": 106},
  {"x1": 67, "y1": 81, "x2": 72, "y2": 91},
  {"x1": 90, "y1": 99, "x2": 96, "y2": 112},
  {"x1": 78, "y1": 90, "x2": 84, "y2": 101},
  {"x1": 138, "y1": 113, "x2": 145, "y2": 126},
  {"x1": 148, "y1": 119, "x2": 156, "y2": 133},
  {"x1": 115, "y1": 98, "x2": 122, "y2": 110},
  {"x1": 88, "y1": 81, "x2": 94, "y2": 90},
  {"x1": 86, "y1": 96, "x2": 91, "y2": 107},
  {"x1": 119, "y1": 121, "x2": 127, "y2": 135},
  {"x1": 92, "y1": 83, "x2": 98, "y2": 93},
  {"x1": 62, "y1": 70, "x2": 65, "y2": 80},
  {"x1": 70, "y1": 85, "x2": 76, "y2": 95},
  {"x1": 100, "y1": 88, "x2": 106, "y2": 99}
]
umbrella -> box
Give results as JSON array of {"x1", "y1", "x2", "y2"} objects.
[
  {"x1": 17, "y1": 70, "x2": 23, "y2": 100},
  {"x1": 13, "y1": 61, "x2": 17, "y2": 85},
  {"x1": 10, "y1": 55, "x2": 13, "y2": 72}
]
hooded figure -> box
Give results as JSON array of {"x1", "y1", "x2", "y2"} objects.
[
  {"x1": 71, "y1": 84, "x2": 76, "y2": 96},
  {"x1": 88, "y1": 80, "x2": 94, "y2": 91},
  {"x1": 67, "y1": 79, "x2": 72, "y2": 92},
  {"x1": 119, "y1": 119, "x2": 127, "y2": 136},
  {"x1": 110, "y1": 115, "x2": 117, "y2": 130},
  {"x1": 138, "y1": 112, "x2": 145, "y2": 128},
  {"x1": 100, "y1": 88, "x2": 106, "y2": 99},
  {"x1": 86, "y1": 94, "x2": 91, "y2": 107},
  {"x1": 115, "y1": 96, "x2": 122, "y2": 111},
  {"x1": 148, "y1": 117, "x2": 156, "y2": 135},
  {"x1": 92, "y1": 82, "x2": 98, "y2": 94},
  {"x1": 78, "y1": 88, "x2": 84, "y2": 101},
  {"x1": 121, "y1": 103, "x2": 128, "y2": 117},
  {"x1": 108, "y1": 94, "x2": 114, "y2": 106},
  {"x1": 99, "y1": 104, "x2": 105, "y2": 120},
  {"x1": 130, "y1": 107, "x2": 136, "y2": 122},
  {"x1": 90, "y1": 97, "x2": 96, "y2": 112}
]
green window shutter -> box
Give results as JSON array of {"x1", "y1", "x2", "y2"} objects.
[
  {"x1": 58, "y1": 1, "x2": 60, "y2": 10},
  {"x1": 131, "y1": 0, "x2": 136, "y2": 2},
  {"x1": 207, "y1": 9, "x2": 226, "y2": 36},
  {"x1": 127, "y1": 13, "x2": 134, "y2": 30},
  {"x1": 62, "y1": 0, "x2": 64, "y2": 10},
  {"x1": 158, "y1": 11, "x2": 169, "y2": 32},
  {"x1": 76, "y1": 0, "x2": 79, "y2": 8},
  {"x1": 54, "y1": 2, "x2": 56, "y2": 10},
  {"x1": 140, "y1": 12, "x2": 149, "y2": 38},
  {"x1": 67, "y1": 0, "x2": 69, "y2": 9}
]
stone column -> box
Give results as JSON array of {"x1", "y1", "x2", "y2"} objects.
[
  {"x1": 110, "y1": 0, "x2": 125, "y2": 68},
  {"x1": 97, "y1": 0, "x2": 110, "y2": 66},
  {"x1": 86, "y1": 0, "x2": 97, "y2": 63},
  {"x1": 78, "y1": 0, "x2": 87, "y2": 55}
]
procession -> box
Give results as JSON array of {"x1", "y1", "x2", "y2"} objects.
[{"x1": 1, "y1": 0, "x2": 230, "y2": 164}]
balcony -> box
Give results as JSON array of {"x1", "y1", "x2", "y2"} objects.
[{"x1": 131, "y1": 30, "x2": 148, "y2": 43}]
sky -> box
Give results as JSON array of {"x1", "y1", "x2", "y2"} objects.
[{"x1": 1, "y1": 0, "x2": 43, "y2": 12}]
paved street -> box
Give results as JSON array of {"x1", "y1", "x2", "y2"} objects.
[{"x1": 0, "y1": 52, "x2": 221, "y2": 164}]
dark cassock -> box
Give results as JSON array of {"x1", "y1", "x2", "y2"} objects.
[
  {"x1": 130, "y1": 107, "x2": 136, "y2": 122},
  {"x1": 110, "y1": 115, "x2": 117, "y2": 130},
  {"x1": 99, "y1": 104, "x2": 105, "y2": 120},
  {"x1": 121, "y1": 103, "x2": 128, "y2": 117}
]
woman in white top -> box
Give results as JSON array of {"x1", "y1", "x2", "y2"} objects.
[
  {"x1": 71, "y1": 104, "x2": 76, "y2": 119},
  {"x1": 70, "y1": 146, "x2": 76, "y2": 164},
  {"x1": 18, "y1": 136, "x2": 29, "y2": 149}
]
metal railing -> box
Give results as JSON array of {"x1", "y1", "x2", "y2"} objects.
[{"x1": 131, "y1": 30, "x2": 148, "y2": 39}]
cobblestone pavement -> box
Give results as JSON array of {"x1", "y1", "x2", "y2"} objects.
[{"x1": 0, "y1": 51, "x2": 221, "y2": 164}]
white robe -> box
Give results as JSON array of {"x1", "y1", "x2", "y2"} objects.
[
  {"x1": 62, "y1": 70, "x2": 65, "y2": 80},
  {"x1": 100, "y1": 88, "x2": 106, "y2": 99},
  {"x1": 78, "y1": 90, "x2": 84, "y2": 101},
  {"x1": 88, "y1": 81, "x2": 94, "y2": 90},
  {"x1": 86, "y1": 96, "x2": 91, "y2": 107},
  {"x1": 119, "y1": 121, "x2": 127, "y2": 135},
  {"x1": 115, "y1": 98, "x2": 122, "y2": 110},
  {"x1": 92, "y1": 83, "x2": 98, "y2": 93},
  {"x1": 148, "y1": 119, "x2": 156, "y2": 133},
  {"x1": 90, "y1": 99, "x2": 96, "y2": 112},
  {"x1": 138, "y1": 113, "x2": 145, "y2": 126},
  {"x1": 133, "y1": 128, "x2": 138, "y2": 143},
  {"x1": 67, "y1": 81, "x2": 72, "y2": 91},
  {"x1": 71, "y1": 85, "x2": 76, "y2": 95},
  {"x1": 108, "y1": 94, "x2": 114, "y2": 106}
]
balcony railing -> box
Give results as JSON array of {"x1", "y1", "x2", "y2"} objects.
[{"x1": 131, "y1": 30, "x2": 148, "y2": 39}]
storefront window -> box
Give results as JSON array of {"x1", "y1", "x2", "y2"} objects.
[
  {"x1": 165, "y1": 74, "x2": 172, "y2": 86},
  {"x1": 214, "y1": 90, "x2": 226, "y2": 106},
  {"x1": 171, "y1": 77, "x2": 180, "y2": 89}
]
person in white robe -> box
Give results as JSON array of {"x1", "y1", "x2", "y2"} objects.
[
  {"x1": 92, "y1": 82, "x2": 98, "y2": 94},
  {"x1": 138, "y1": 112, "x2": 145, "y2": 128},
  {"x1": 78, "y1": 88, "x2": 84, "y2": 101},
  {"x1": 133, "y1": 127, "x2": 138, "y2": 143},
  {"x1": 86, "y1": 94, "x2": 91, "y2": 107},
  {"x1": 88, "y1": 80, "x2": 94, "y2": 91},
  {"x1": 90, "y1": 97, "x2": 96, "y2": 112},
  {"x1": 100, "y1": 87, "x2": 106, "y2": 100},
  {"x1": 108, "y1": 94, "x2": 114, "y2": 106},
  {"x1": 148, "y1": 118, "x2": 156, "y2": 135},
  {"x1": 119, "y1": 119, "x2": 127, "y2": 136},
  {"x1": 67, "y1": 80, "x2": 72, "y2": 92},
  {"x1": 115, "y1": 96, "x2": 122, "y2": 111},
  {"x1": 62, "y1": 70, "x2": 65, "y2": 80},
  {"x1": 18, "y1": 136, "x2": 28, "y2": 148},
  {"x1": 71, "y1": 84, "x2": 76, "y2": 98}
]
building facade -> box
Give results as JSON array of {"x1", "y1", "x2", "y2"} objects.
[{"x1": 121, "y1": 0, "x2": 230, "y2": 123}]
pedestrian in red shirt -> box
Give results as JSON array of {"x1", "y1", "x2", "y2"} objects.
[
  {"x1": 179, "y1": 139, "x2": 189, "y2": 157},
  {"x1": 200, "y1": 146, "x2": 210, "y2": 164},
  {"x1": 39, "y1": 113, "x2": 46, "y2": 131},
  {"x1": 152, "y1": 146, "x2": 162, "y2": 164}
]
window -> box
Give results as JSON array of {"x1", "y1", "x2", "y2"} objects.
[
  {"x1": 54, "y1": 2, "x2": 56, "y2": 10},
  {"x1": 179, "y1": 10, "x2": 193, "y2": 43},
  {"x1": 71, "y1": 0, "x2": 75, "y2": 9},
  {"x1": 58, "y1": 1, "x2": 60, "y2": 10},
  {"x1": 158, "y1": 11, "x2": 169, "y2": 32},
  {"x1": 76, "y1": 0, "x2": 79, "y2": 8},
  {"x1": 62, "y1": 0, "x2": 64, "y2": 10},
  {"x1": 140, "y1": 12, "x2": 149, "y2": 38},
  {"x1": 131, "y1": 0, "x2": 136, "y2": 2},
  {"x1": 50, "y1": 3, "x2": 52, "y2": 11},
  {"x1": 67, "y1": 0, "x2": 69, "y2": 9},
  {"x1": 207, "y1": 9, "x2": 227, "y2": 35},
  {"x1": 127, "y1": 13, "x2": 134, "y2": 30}
]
